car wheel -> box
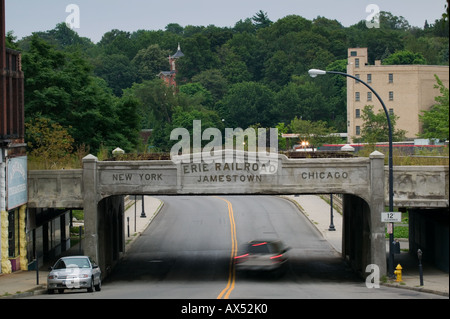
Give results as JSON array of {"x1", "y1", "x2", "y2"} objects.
[
  {"x1": 47, "y1": 289, "x2": 54, "y2": 294},
  {"x1": 87, "y1": 277, "x2": 94, "y2": 292},
  {"x1": 58, "y1": 289, "x2": 64, "y2": 294},
  {"x1": 95, "y1": 278, "x2": 101, "y2": 291}
]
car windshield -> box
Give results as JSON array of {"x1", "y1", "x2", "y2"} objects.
[{"x1": 53, "y1": 258, "x2": 91, "y2": 269}]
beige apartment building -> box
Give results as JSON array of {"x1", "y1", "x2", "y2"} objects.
[{"x1": 346, "y1": 48, "x2": 449, "y2": 143}]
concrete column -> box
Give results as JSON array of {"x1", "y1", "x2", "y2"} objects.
[
  {"x1": 18, "y1": 204, "x2": 27, "y2": 269},
  {"x1": 369, "y1": 151, "x2": 387, "y2": 276},
  {"x1": 82, "y1": 155, "x2": 99, "y2": 264}
]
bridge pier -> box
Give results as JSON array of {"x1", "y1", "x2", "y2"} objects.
[
  {"x1": 97, "y1": 196, "x2": 125, "y2": 276},
  {"x1": 83, "y1": 155, "x2": 126, "y2": 277},
  {"x1": 82, "y1": 155, "x2": 100, "y2": 272},
  {"x1": 341, "y1": 151, "x2": 387, "y2": 277}
]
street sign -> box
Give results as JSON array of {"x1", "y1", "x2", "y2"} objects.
[{"x1": 381, "y1": 212, "x2": 402, "y2": 223}]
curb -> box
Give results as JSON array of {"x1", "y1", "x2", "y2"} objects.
[
  {"x1": 0, "y1": 285, "x2": 47, "y2": 299},
  {"x1": 381, "y1": 281, "x2": 449, "y2": 297}
]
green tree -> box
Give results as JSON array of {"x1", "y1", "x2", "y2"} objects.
[
  {"x1": 93, "y1": 53, "x2": 137, "y2": 95},
  {"x1": 383, "y1": 50, "x2": 427, "y2": 65},
  {"x1": 18, "y1": 23, "x2": 94, "y2": 53},
  {"x1": 419, "y1": 75, "x2": 449, "y2": 140},
  {"x1": 25, "y1": 117, "x2": 74, "y2": 169},
  {"x1": 22, "y1": 35, "x2": 140, "y2": 153},
  {"x1": 179, "y1": 82, "x2": 213, "y2": 108},
  {"x1": 125, "y1": 79, "x2": 178, "y2": 128},
  {"x1": 221, "y1": 32, "x2": 266, "y2": 82},
  {"x1": 192, "y1": 69, "x2": 229, "y2": 105},
  {"x1": 165, "y1": 23, "x2": 184, "y2": 35},
  {"x1": 252, "y1": 10, "x2": 273, "y2": 29},
  {"x1": 218, "y1": 81, "x2": 276, "y2": 128},
  {"x1": 98, "y1": 29, "x2": 136, "y2": 60},
  {"x1": 177, "y1": 34, "x2": 220, "y2": 80},
  {"x1": 132, "y1": 44, "x2": 170, "y2": 82},
  {"x1": 289, "y1": 117, "x2": 339, "y2": 149},
  {"x1": 358, "y1": 105, "x2": 406, "y2": 143}
]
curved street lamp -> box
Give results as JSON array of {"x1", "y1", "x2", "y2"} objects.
[{"x1": 308, "y1": 68, "x2": 395, "y2": 277}]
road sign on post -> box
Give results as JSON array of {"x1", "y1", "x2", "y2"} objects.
[{"x1": 381, "y1": 212, "x2": 402, "y2": 223}]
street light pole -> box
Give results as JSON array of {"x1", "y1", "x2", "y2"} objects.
[
  {"x1": 308, "y1": 69, "x2": 395, "y2": 277},
  {"x1": 329, "y1": 194, "x2": 336, "y2": 231},
  {"x1": 140, "y1": 195, "x2": 147, "y2": 218}
]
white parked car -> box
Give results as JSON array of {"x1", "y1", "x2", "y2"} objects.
[{"x1": 47, "y1": 256, "x2": 101, "y2": 294}]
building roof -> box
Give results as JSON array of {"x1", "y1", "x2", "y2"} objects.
[
  {"x1": 171, "y1": 43, "x2": 184, "y2": 58},
  {"x1": 158, "y1": 71, "x2": 175, "y2": 76}
]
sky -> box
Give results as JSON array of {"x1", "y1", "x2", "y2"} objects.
[{"x1": 4, "y1": 0, "x2": 448, "y2": 43}]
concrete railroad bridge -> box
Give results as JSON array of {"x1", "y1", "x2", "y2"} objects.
[{"x1": 27, "y1": 151, "x2": 449, "y2": 277}]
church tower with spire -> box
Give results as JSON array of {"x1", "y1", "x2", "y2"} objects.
[{"x1": 158, "y1": 43, "x2": 184, "y2": 87}]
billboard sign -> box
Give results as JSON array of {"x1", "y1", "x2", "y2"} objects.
[{"x1": 7, "y1": 156, "x2": 27, "y2": 210}]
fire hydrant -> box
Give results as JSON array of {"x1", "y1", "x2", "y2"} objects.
[{"x1": 394, "y1": 264, "x2": 403, "y2": 282}]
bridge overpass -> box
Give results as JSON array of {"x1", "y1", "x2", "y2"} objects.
[{"x1": 27, "y1": 151, "x2": 449, "y2": 276}]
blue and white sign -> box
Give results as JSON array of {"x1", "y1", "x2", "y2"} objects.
[{"x1": 7, "y1": 156, "x2": 27, "y2": 210}]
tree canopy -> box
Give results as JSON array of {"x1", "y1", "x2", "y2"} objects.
[
  {"x1": 419, "y1": 75, "x2": 449, "y2": 141},
  {"x1": 8, "y1": 8, "x2": 449, "y2": 155}
]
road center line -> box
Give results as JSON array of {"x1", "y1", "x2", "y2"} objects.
[{"x1": 215, "y1": 196, "x2": 237, "y2": 299}]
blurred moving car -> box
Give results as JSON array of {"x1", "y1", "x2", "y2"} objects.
[
  {"x1": 234, "y1": 240, "x2": 289, "y2": 275},
  {"x1": 47, "y1": 256, "x2": 101, "y2": 294}
]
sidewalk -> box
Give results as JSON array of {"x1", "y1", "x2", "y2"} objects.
[
  {"x1": 283, "y1": 194, "x2": 449, "y2": 297},
  {"x1": 0, "y1": 196, "x2": 163, "y2": 299}
]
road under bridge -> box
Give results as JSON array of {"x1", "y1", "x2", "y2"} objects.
[{"x1": 27, "y1": 151, "x2": 449, "y2": 277}]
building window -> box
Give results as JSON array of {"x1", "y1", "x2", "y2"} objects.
[
  {"x1": 389, "y1": 73, "x2": 393, "y2": 83},
  {"x1": 367, "y1": 92, "x2": 372, "y2": 101},
  {"x1": 389, "y1": 91, "x2": 394, "y2": 101},
  {"x1": 355, "y1": 74, "x2": 360, "y2": 83},
  {"x1": 355, "y1": 58, "x2": 360, "y2": 68},
  {"x1": 389, "y1": 108, "x2": 394, "y2": 116},
  {"x1": 355, "y1": 92, "x2": 360, "y2": 101},
  {"x1": 356, "y1": 126, "x2": 361, "y2": 135},
  {"x1": 355, "y1": 109, "x2": 360, "y2": 118},
  {"x1": 367, "y1": 74, "x2": 372, "y2": 83},
  {"x1": 350, "y1": 51, "x2": 357, "y2": 56}
]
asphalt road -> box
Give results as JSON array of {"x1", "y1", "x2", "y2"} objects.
[{"x1": 35, "y1": 195, "x2": 445, "y2": 300}]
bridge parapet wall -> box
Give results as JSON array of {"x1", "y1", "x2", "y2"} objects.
[
  {"x1": 388, "y1": 166, "x2": 449, "y2": 208},
  {"x1": 27, "y1": 159, "x2": 449, "y2": 209},
  {"x1": 95, "y1": 153, "x2": 372, "y2": 199},
  {"x1": 27, "y1": 169, "x2": 83, "y2": 208}
]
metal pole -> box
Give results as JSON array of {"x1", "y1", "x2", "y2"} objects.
[
  {"x1": 127, "y1": 216, "x2": 130, "y2": 237},
  {"x1": 328, "y1": 194, "x2": 335, "y2": 231},
  {"x1": 35, "y1": 254, "x2": 39, "y2": 285},
  {"x1": 79, "y1": 225, "x2": 82, "y2": 255},
  {"x1": 418, "y1": 249, "x2": 424, "y2": 286},
  {"x1": 134, "y1": 195, "x2": 137, "y2": 232},
  {"x1": 140, "y1": 195, "x2": 147, "y2": 218},
  {"x1": 326, "y1": 70, "x2": 394, "y2": 277}
]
